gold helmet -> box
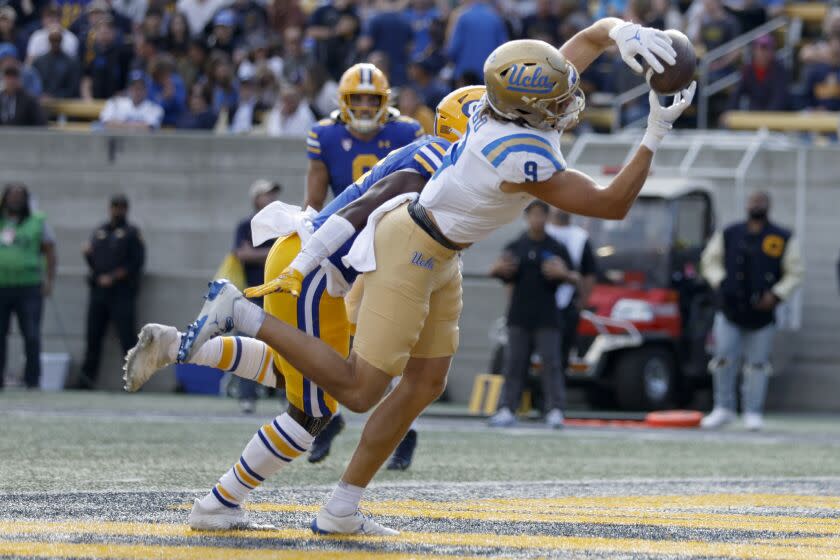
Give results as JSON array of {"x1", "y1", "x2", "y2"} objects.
[
  {"x1": 338, "y1": 63, "x2": 391, "y2": 134},
  {"x1": 483, "y1": 39, "x2": 585, "y2": 131},
  {"x1": 434, "y1": 85, "x2": 486, "y2": 143}
]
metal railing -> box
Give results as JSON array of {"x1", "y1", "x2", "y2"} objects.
[{"x1": 696, "y1": 16, "x2": 791, "y2": 128}]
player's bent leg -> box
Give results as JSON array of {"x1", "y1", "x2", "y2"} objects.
[{"x1": 189, "y1": 403, "x2": 325, "y2": 530}]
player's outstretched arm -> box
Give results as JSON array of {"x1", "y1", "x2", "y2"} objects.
[
  {"x1": 245, "y1": 170, "x2": 426, "y2": 298},
  {"x1": 304, "y1": 160, "x2": 330, "y2": 211},
  {"x1": 560, "y1": 18, "x2": 676, "y2": 76},
  {"x1": 514, "y1": 82, "x2": 695, "y2": 220}
]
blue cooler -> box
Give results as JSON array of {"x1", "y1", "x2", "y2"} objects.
[{"x1": 175, "y1": 364, "x2": 224, "y2": 395}]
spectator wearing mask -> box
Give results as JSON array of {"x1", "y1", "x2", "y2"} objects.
[
  {"x1": 98, "y1": 70, "x2": 164, "y2": 129},
  {"x1": 33, "y1": 25, "x2": 81, "y2": 99},
  {"x1": 176, "y1": 0, "x2": 233, "y2": 37},
  {"x1": 306, "y1": 0, "x2": 360, "y2": 82},
  {"x1": 231, "y1": 179, "x2": 280, "y2": 413},
  {"x1": 80, "y1": 194, "x2": 145, "y2": 390},
  {"x1": 521, "y1": 0, "x2": 560, "y2": 42},
  {"x1": 358, "y1": 0, "x2": 413, "y2": 87},
  {"x1": 407, "y1": 58, "x2": 447, "y2": 109},
  {"x1": 546, "y1": 210, "x2": 597, "y2": 373},
  {"x1": 176, "y1": 83, "x2": 217, "y2": 129},
  {"x1": 404, "y1": 0, "x2": 439, "y2": 60},
  {"x1": 0, "y1": 43, "x2": 42, "y2": 97},
  {"x1": 265, "y1": 84, "x2": 314, "y2": 137},
  {"x1": 700, "y1": 191, "x2": 803, "y2": 431},
  {"x1": 146, "y1": 53, "x2": 187, "y2": 125},
  {"x1": 25, "y1": 5, "x2": 79, "y2": 63},
  {"x1": 0, "y1": 62, "x2": 45, "y2": 126},
  {"x1": 0, "y1": 183, "x2": 56, "y2": 390},
  {"x1": 205, "y1": 9, "x2": 238, "y2": 57},
  {"x1": 728, "y1": 35, "x2": 788, "y2": 111},
  {"x1": 446, "y1": 0, "x2": 508, "y2": 82},
  {"x1": 803, "y1": 32, "x2": 840, "y2": 112},
  {"x1": 488, "y1": 201, "x2": 576, "y2": 430},
  {"x1": 397, "y1": 86, "x2": 433, "y2": 134},
  {"x1": 81, "y1": 18, "x2": 131, "y2": 100}
]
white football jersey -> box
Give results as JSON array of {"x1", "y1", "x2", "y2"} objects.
[{"x1": 419, "y1": 101, "x2": 566, "y2": 244}]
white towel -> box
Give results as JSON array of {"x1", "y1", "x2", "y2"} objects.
[
  {"x1": 250, "y1": 201, "x2": 316, "y2": 247},
  {"x1": 343, "y1": 193, "x2": 419, "y2": 273},
  {"x1": 250, "y1": 201, "x2": 352, "y2": 298}
]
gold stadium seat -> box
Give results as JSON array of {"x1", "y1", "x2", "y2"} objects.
[
  {"x1": 783, "y1": 3, "x2": 829, "y2": 24},
  {"x1": 42, "y1": 99, "x2": 106, "y2": 122},
  {"x1": 722, "y1": 111, "x2": 840, "y2": 133}
]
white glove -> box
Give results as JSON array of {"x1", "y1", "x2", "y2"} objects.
[
  {"x1": 641, "y1": 81, "x2": 697, "y2": 153},
  {"x1": 609, "y1": 21, "x2": 676, "y2": 74}
]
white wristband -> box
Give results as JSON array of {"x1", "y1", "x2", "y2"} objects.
[{"x1": 289, "y1": 214, "x2": 356, "y2": 275}]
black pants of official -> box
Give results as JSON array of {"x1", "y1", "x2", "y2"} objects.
[
  {"x1": 559, "y1": 305, "x2": 580, "y2": 373},
  {"x1": 0, "y1": 285, "x2": 43, "y2": 389},
  {"x1": 81, "y1": 286, "x2": 138, "y2": 387},
  {"x1": 500, "y1": 325, "x2": 566, "y2": 413}
]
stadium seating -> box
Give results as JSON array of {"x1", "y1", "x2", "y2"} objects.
[{"x1": 722, "y1": 111, "x2": 840, "y2": 133}]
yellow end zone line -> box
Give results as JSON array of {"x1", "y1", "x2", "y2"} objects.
[
  {"x1": 0, "y1": 541, "x2": 480, "y2": 560},
  {"x1": 2, "y1": 520, "x2": 839, "y2": 560},
  {"x1": 238, "y1": 503, "x2": 840, "y2": 535}
]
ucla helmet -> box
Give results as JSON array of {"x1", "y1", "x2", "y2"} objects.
[
  {"x1": 483, "y1": 39, "x2": 584, "y2": 131},
  {"x1": 434, "y1": 85, "x2": 485, "y2": 143},
  {"x1": 338, "y1": 63, "x2": 391, "y2": 134}
]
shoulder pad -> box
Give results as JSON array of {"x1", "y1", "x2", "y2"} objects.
[
  {"x1": 397, "y1": 115, "x2": 420, "y2": 125},
  {"x1": 317, "y1": 116, "x2": 336, "y2": 127},
  {"x1": 329, "y1": 109, "x2": 341, "y2": 121},
  {"x1": 385, "y1": 107, "x2": 401, "y2": 120}
]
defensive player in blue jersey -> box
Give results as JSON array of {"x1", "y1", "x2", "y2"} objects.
[
  {"x1": 122, "y1": 87, "x2": 484, "y2": 534},
  {"x1": 303, "y1": 62, "x2": 422, "y2": 462},
  {"x1": 304, "y1": 62, "x2": 423, "y2": 211}
]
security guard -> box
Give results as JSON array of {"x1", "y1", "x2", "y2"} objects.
[
  {"x1": 80, "y1": 194, "x2": 145, "y2": 389},
  {"x1": 700, "y1": 191, "x2": 803, "y2": 431}
]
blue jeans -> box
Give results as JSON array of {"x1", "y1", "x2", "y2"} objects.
[
  {"x1": 0, "y1": 285, "x2": 43, "y2": 388},
  {"x1": 709, "y1": 313, "x2": 774, "y2": 414}
]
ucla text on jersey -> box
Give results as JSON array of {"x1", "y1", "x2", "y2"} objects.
[
  {"x1": 311, "y1": 135, "x2": 451, "y2": 284},
  {"x1": 307, "y1": 112, "x2": 424, "y2": 197}
]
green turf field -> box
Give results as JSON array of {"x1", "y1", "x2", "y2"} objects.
[{"x1": 2, "y1": 390, "x2": 840, "y2": 559}]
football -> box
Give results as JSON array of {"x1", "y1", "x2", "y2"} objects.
[{"x1": 647, "y1": 29, "x2": 697, "y2": 95}]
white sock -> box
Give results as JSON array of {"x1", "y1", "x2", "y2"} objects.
[
  {"x1": 233, "y1": 298, "x2": 265, "y2": 338},
  {"x1": 325, "y1": 480, "x2": 365, "y2": 517},
  {"x1": 200, "y1": 412, "x2": 315, "y2": 509}
]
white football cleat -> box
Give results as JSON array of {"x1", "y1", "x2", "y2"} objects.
[
  {"x1": 487, "y1": 407, "x2": 516, "y2": 428},
  {"x1": 311, "y1": 508, "x2": 399, "y2": 536},
  {"x1": 178, "y1": 279, "x2": 240, "y2": 363},
  {"x1": 743, "y1": 412, "x2": 764, "y2": 431},
  {"x1": 123, "y1": 323, "x2": 180, "y2": 392},
  {"x1": 188, "y1": 499, "x2": 275, "y2": 531},
  {"x1": 545, "y1": 409, "x2": 565, "y2": 429},
  {"x1": 700, "y1": 408, "x2": 736, "y2": 430}
]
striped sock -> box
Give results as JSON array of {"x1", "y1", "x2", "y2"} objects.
[
  {"x1": 199, "y1": 412, "x2": 315, "y2": 509},
  {"x1": 191, "y1": 336, "x2": 277, "y2": 388}
]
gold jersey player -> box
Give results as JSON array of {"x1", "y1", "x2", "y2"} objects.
[
  {"x1": 170, "y1": 19, "x2": 694, "y2": 534},
  {"x1": 122, "y1": 88, "x2": 482, "y2": 533},
  {"x1": 305, "y1": 61, "x2": 423, "y2": 463}
]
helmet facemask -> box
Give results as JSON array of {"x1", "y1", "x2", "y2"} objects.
[{"x1": 343, "y1": 92, "x2": 388, "y2": 134}]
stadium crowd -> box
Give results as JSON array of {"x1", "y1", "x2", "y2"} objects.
[{"x1": 0, "y1": 0, "x2": 836, "y2": 133}]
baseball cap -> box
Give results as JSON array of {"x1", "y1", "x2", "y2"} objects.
[
  {"x1": 128, "y1": 69, "x2": 146, "y2": 83},
  {"x1": 755, "y1": 34, "x2": 775, "y2": 49},
  {"x1": 213, "y1": 9, "x2": 235, "y2": 27},
  {"x1": 110, "y1": 193, "x2": 129, "y2": 207},
  {"x1": 249, "y1": 179, "x2": 281, "y2": 200},
  {"x1": 0, "y1": 42, "x2": 18, "y2": 60},
  {"x1": 87, "y1": 0, "x2": 109, "y2": 13}
]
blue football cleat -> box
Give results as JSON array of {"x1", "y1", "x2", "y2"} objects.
[{"x1": 177, "y1": 279, "x2": 240, "y2": 363}]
